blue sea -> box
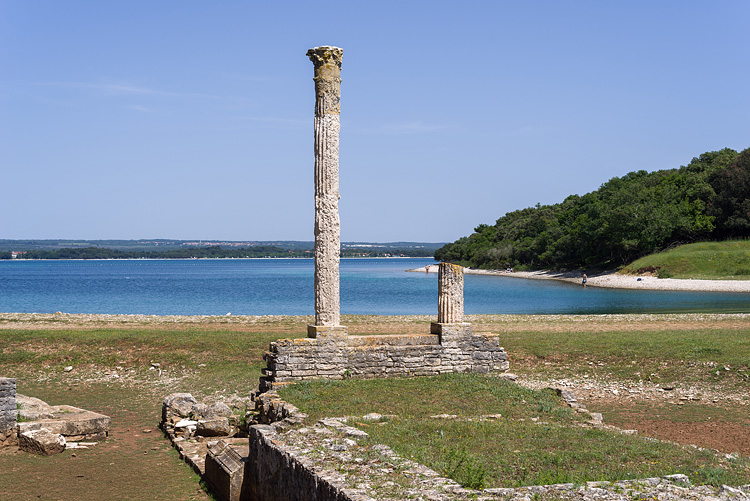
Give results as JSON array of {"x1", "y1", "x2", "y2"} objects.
[{"x1": 0, "y1": 258, "x2": 748, "y2": 316}]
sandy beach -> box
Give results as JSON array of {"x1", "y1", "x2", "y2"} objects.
[{"x1": 410, "y1": 265, "x2": 750, "y2": 292}]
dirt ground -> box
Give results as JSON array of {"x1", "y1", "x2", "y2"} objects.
[{"x1": 0, "y1": 385, "x2": 210, "y2": 501}]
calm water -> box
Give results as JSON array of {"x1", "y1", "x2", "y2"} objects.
[{"x1": 0, "y1": 258, "x2": 748, "y2": 316}]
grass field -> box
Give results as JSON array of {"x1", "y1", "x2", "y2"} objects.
[
  {"x1": 622, "y1": 240, "x2": 750, "y2": 279},
  {"x1": 1, "y1": 313, "x2": 749, "y2": 498}
]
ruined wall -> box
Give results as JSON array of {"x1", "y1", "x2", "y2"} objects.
[
  {"x1": 261, "y1": 332, "x2": 508, "y2": 390},
  {"x1": 243, "y1": 424, "x2": 362, "y2": 501},
  {"x1": 0, "y1": 377, "x2": 17, "y2": 446}
]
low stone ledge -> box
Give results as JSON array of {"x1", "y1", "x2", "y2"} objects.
[
  {"x1": 262, "y1": 331, "x2": 509, "y2": 389},
  {"x1": 16, "y1": 395, "x2": 110, "y2": 442}
]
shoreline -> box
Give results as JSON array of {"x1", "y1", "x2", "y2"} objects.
[
  {"x1": 0, "y1": 256, "x2": 429, "y2": 262},
  {"x1": 408, "y1": 265, "x2": 750, "y2": 293}
]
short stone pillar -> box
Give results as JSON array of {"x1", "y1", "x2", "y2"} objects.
[
  {"x1": 306, "y1": 45, "x2": 347, "y2": 339},
  {"x1": 431, "y1": 263, "x2": 472, "y2": 341},
  {"x1": 0, "y1": 377, "x2": 17, "y2": 447}
]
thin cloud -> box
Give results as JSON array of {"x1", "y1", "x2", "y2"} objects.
[{"x1": 36, "y1": 81, "x2": 225, "y2": 100}]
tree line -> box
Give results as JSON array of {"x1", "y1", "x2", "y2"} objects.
[
  {"x1": 435, "y1": 147, "x2": 750, "y2": 271},
  {"x1": 1, "y1": 246, "x2": 305, "y2": 260},
  {"x1": 1, "y1": 246, "x2": 434, "y2": 260}
]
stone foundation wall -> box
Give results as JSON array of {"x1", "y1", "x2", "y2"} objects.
[
  {"x1": 244, "y1": 424, "x2": 363, "y2": 501},
  {"x1": 261, "y1": 330, "x2": 508, "y2": 389},
  {"x1": 0, "y1": 377, "x2": 17, "y2": 446}
]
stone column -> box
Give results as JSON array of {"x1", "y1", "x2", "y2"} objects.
[
  {"x1": 437, "y1": 262, "x2": 464, "y2": 323},
  {"x1": 307, "y1": 46, "x2": 347, "y2": 339},
  {"x1": 431, "y1": 263, "x2": 472, "y2": 341}
]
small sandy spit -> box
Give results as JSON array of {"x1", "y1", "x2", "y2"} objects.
[{"x1": 409, "y1": 265, "x2": 750, "y2": 292}]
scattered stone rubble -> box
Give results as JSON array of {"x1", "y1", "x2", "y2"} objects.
[
  {"x1": 161, "y1": 392, "x2": 252, "y2": 475},
  {"x1": 161, "y1": 387, "x2": 750, "y2": 501},
  {"x1": 0, "y1": 376, "x2": 110, "y2": 456}
]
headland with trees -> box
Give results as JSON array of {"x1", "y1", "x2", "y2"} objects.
[{"x1": 435, "y1": 147, "x2": 750, "y2": 272}]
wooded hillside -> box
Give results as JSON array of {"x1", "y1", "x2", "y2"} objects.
[{"x1": 435, "y1": 147, "x2": 750, "y2": 270}]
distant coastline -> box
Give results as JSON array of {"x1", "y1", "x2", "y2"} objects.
[
  {"x1": 409, "y1": 265, "x2": 750, "y2": 293},
  {"x1": 3, "y1": 255, "x2": 428, "y2": 262},
  {"x1": 1, "y1": 240, "x2": 439, "y2": 260}
]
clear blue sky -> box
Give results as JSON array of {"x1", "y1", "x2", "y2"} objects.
[{"x1": 2, "y1": 1, "x2": 748, "y2": 243}]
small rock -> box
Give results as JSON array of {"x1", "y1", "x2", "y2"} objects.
[
  {"x1": 64, "y1": 366, "x2": 73, "y2": 372},
  {"x1": 174, "y1": 419, "x2": 198, "y2": 428},
  {"x1": 345, "y1": 428, "x2": 369, "y2": 438},
  {"x1": 151, "y1": 362, "x2": 160, "y2": 368},
  {"x1": 720, "y1": 485, "x2": 745, "y2": 496}
]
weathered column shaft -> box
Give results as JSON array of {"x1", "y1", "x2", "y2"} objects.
[
  {"x1": 308, "y1": 46, "x2": 343, "y2": 327},
  {"x1": 437, "y1": 262, "x2": 464, "y2": 323}
]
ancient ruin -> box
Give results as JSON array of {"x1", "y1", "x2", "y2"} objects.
[
  {"x1": 256, "y1": 47, "x2": 508, "y2": 390},
  {"x1": 177, "y1": 46, "x2": 509, "y2": 500},
  {"x1": 307, "y1": 45, "x2": 346, "y2": 339},
  {"x1": 0, "y1": 376, "x2": 110, "y2": 455},
  {"x1": 431, "y1": 262, "x2": 473, "y2": 340}
]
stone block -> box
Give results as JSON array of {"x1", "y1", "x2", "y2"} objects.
[
  {"x1": 306, "y1": 324, "x2": 348, "y2": 339},
  {"x1": 197, "y1": 418, "x2": 232, "y2": 437},
  {"x1": 193, "y1": 402, "x2": 232, "y2": 420},
  {"x1": 19, "y1": 428, "x2": 66, "y2": 456},
  {"x1": 19, "y1": 405, "x2": 110, "y2": 441},
  {"x1": 162, "y1": 393, "x2": 197, "y2": 422},
  {"x1": 0, "y1": 397, "x2": 16, "y2": 411},
  {"x1": 0, "y1": 377, "x2": 16, "y2": 392},
  {"x1": 431, "y1": 322, "x2": 472, "y2": 337},
  {"x1": 205, "y1": 439, "x2": 249, "y2": 501},
  {"x1": 289, "y1": 370, "x2": 317, "y2": 378}
]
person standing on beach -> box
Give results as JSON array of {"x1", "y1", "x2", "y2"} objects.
[{"x1": 582, "y1": 273, "x2": 587, "y2": 287}]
